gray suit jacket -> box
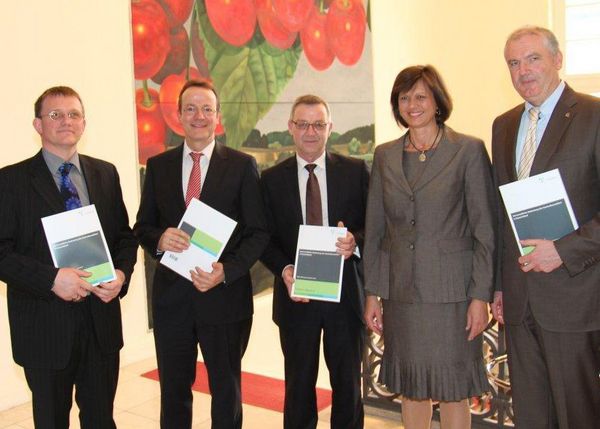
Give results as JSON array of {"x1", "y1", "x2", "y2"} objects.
[
  {"x1": 364, "y1": 127, "x2": 496, "y2": 304},
  {"x1": 492, "y1": 85, "x2": 600, "y2": 331}
]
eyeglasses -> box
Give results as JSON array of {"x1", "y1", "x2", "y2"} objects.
[
  {"x1": 291, "y1": 120, "x2": 329, "y2": 132},
  {"x1": 182, "y1": 105, "x2": 218, "y2": 117},
  {"x1": 41, "y1": 110, "x2": 85, "y2": 122}
]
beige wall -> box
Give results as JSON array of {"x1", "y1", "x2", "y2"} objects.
[{"x1": 0, "y1": 0, "x2": 548, "y2": 410}]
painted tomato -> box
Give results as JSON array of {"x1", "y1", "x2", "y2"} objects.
[
  {"x1": 272, "y1": 0, "x2": 313, "y2": 32},
  {"x1": 256, "y1": 0, "x2": 297, "y2": 50},
  {"x1": 157, "y1": 0, "x2": 194, "y2": 27},
  {"x1": 136, "y1": 87, "x2": 167, "y2": 164},
  {"x1": 131, "y1": 0, "x2": 171, "y2": 80},
  {"x1": 300, "y1": 6, "x2": 334, "y2": 70},
  {"x1": 205, "y1": 0, "x2": 257, "y2": 47},
  {"x1": 159, "y1": 67, "x2": 204, "y2": 135},
  {"x1": 325, "y1": 0, "x2": 366, "y2": 66},
  {"x1": 152, "y1": 25, "x2": 190, "y2": 84}
]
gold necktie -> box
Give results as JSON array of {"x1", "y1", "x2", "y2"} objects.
[{"x1": 517, "y1": 107, "x2": 540, "y2": 180}]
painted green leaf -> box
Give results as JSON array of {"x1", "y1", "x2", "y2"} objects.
[{"x1": 193, "y1": 1, "x2": 301, "y2": 148}]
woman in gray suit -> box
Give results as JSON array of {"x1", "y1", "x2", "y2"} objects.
[{"x1": 363, "y1": 65, "x2": 496, "y2": 429}]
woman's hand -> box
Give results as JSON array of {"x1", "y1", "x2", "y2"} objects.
[
  {"x1": 466, "y1": 299, "x2": 489, "y2": 341},
  {"x1": 364, "y1": 295, "x2": 383, "y2": 336}
]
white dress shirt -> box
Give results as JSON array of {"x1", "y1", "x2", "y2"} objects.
[
  {"x1": 296, "y1": 151, "x2": 329, "y2": 226},
  {"x1": 182, "y1": 140, "x2": 215, "y2": 198}
]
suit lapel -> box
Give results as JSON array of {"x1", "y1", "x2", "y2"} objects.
[
  {"x1": 164, "y1": 145, "x2": 186, "y2": 214},
  {"x1": 79, "y1": 155, "x2": 100, "y2": 205},
  {"x1": 325, "y1": 153, "x2": 341, "y2": 225},
  {"x1": 502, "y1": 106, "x2": 524, "y2": 182},
  {"x1": 530, "y1": 86, "x2": 577, "y2": 176},
  {"x1": 412, "y1": 127, "x2": 460, "y2": 192},
  {"x1": 200, "y1": 143, "x2": 228, "y2": 207},
  {"x1": 387, "y1": 137, "x2": 412, "y2": 194},
  {"x1": 29, "y1": 151, "x2": 65, "y2": 213},
  {"x1": 283, "y1": 156, "x2": 304, "y2": 226}
]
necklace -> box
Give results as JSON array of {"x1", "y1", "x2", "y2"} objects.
[{"x1": 406, "y1": 126, "x2": 441, "y2": 162}]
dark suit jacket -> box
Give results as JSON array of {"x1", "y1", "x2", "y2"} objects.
[
  {"x1": 0, "y1": 150, "x2": 138, "y2": 369},
  {"x1": 492, "y1": 84, "x2": 600, "y2": 332},
  {"x1": 363, "y1": 127, "x2": 496, "y2": 304},
  {"x1": 133, "y1": 143, "x2": 268, "y2": 326},
  {"x1": 260, "y1": 152, "x2": 369, "y2": 328}
]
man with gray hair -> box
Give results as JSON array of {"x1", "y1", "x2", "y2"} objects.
[
  {"x1": 260, "y1": 94, "x2": 368, "y2": 428},
  {"x1": 491, "y1": 26, "x2": 600, "y2": 428}
]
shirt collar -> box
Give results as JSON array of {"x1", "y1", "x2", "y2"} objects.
[
  {"x1": 296, "y1": 151, "x2": 327, "y2": 171},
  {"x1": 183, "y1": 140, "x2": 215, "y2": 162},
  {"x1": 42, "y1": 148, "x2": 81, "y2": 174},
  {"x1": 525, "y1": 80, "x2": 565, "y2": 118}
]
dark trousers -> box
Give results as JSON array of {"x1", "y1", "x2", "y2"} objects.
[
  {"x1": 279, "y1": 304, "x2": 364, "y2": 429},
  {"x1": 154, "y1": 317, "x2": 252, "y2": 429},
  {"x1": 24, "y1": 302, "x2": 119, "y2": 429},
  {"x1": 506, "y1": 306, "x2": 600, "y2": 429}
]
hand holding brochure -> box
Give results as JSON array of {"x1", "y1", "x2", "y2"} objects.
[
  {"x1": 292, "y1": 225, "x2": 346, "y2": 302},
  {"x1": 41, "y1": 205, "x2": 116, "y2": 285},
  {"x1": 160, "y1": 198, "x2": 237, "y2": 281},
  {"x1": 499, "y1": 169, "x2": 578, "y2": 255}
]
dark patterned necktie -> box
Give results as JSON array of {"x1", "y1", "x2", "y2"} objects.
[
  {"x1": 305, "y1": 164, "x2": 323, "y2": 226},
  {"x1": 59, "y1": 163, "x2": 82, "y2": 210}
]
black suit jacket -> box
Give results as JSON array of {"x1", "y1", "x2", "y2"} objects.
[
  {"x1": 260, "y1": 153, "x2": 369, "y2": 328},
  {"x1": 0, "y1": 151, "x2": 138, "y2": 369},
  {"x1": 492, "y1": 85, "x2": 600, "y2": 331},
  {"x1": 134, "y1": 143, "x2": 269, "y2": 325}
]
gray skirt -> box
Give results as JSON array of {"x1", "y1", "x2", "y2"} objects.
[{"x1": 380, "y1": 300, "x2": 490, "y2": 401}]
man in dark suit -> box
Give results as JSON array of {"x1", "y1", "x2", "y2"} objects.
[
  {"x1": 491, "y1": 26, "x2": 600, "y2": 428},
  {"x1": 0, "y1": 86, "x2": 138, "y2": 428},
  {"x1": 134, "y1": 80, "x2": 269, "y2": 429},
  {"x1": 260, "y1": 94, "x2": 368, "y2": 429}
]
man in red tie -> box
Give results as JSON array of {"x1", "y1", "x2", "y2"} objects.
[
  {"x1": 260, "y1": 94, "x2": 369, "y2": 428},
  {"x1": 134, "y1": 80, "x2": 269, "y2": 429}
]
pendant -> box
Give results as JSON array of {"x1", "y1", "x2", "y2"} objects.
[{"x1": 419, "y1": 152, "x2": 427, "y2": 162}]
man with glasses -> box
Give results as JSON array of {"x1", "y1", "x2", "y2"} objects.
[
  {"x1": 0, "y1": 86, "x2": 138, "y2": 428},
  {"x1": 260, "y1": 94, "x2": 369, "y2": 428},
  {"x1": 134, "y1": 80, "x2": 268, "y2": 429}
]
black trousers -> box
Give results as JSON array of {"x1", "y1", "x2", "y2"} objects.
[
  {"x1": 154, "y1": 317, "x2": 252, "y2": 429},
  {"x1": 506, "y1": 306, "x2": 600, "y2": 429},
  {"x1": 279, "y1": 303, "x2": 364, "y2": 429},
  {"x1": 24, "y1": 301, "x2": 119, "y2": 429}
]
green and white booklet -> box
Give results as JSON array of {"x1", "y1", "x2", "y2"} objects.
[
  {"x1": 499, "y1": 169, "x2": 578, "y2": 255},
  {"x1": 161, "y1": 198, "x2": 236, "y2": 281},
  {"x1": 42, "y1": 204, "x2": 116, "y2": 285},
  {"x1": 292, "y1": 224, "x2": 346, "y2": 302}
]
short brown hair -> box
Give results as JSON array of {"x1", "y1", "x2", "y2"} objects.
[
  {"x1": 177, "y1": 80, "x2": 220, "y2": 113},
  {"x1": 289, "y1": 94, "x2": 331, "y2": 121},
  {"x1": 34, "y1": 86, "x2": 84, "y2": 118},
  {"x1": 390, "y1": 65, "x2": 452, "y2": 127}
]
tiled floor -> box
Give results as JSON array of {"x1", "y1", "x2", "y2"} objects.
[{"x1": 0, "y1": 357, "x2": 403, "y2": 428}]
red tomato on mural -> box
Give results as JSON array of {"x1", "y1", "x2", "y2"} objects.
[
  {"x1": 159, "y1": 67, "x2": 204, "y2": 136},
  {"x1": 152, "y1": 25, "x2": 190, "y2": 84},
  {"x1": 300, "y1": 6, "x2": 334, "y2": 71},
  {"x1": 326, "y1": 0, "x2": 366, "y2": 66},
  {"x1": 272, "y1": 0, "x2": 313, "y2": 32},
  {"x1": 131, "y1": 0, "x2": 171, "y2": 80},
  {"x1": 157, "y1": 0, "x2": 194, "y2": 28},
  {"x1": 256, "y1": 0, "x2": 297, "y2": 50},
  {"x1": 205, "y1": 0, "x2": 257, "y2": 47},
  {"x1": 136, "y1": 87, "x2": 167, "y2": 164}
]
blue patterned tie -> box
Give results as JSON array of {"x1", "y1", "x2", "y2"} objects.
[{"x1": 59, "y1": 163, "x2": 82, "y2": 210}]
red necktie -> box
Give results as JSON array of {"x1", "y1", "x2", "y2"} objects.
[
  {"x1": 185, "y1": 152, "x2": 202, "y2": 207},
  {"x1": 305, "y1": 164, "x2": 323, "y2": 225}
]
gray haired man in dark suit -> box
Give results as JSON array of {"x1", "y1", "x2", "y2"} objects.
[{"x1": 492, "y1": 26, "x2": 600, "y2": 429}]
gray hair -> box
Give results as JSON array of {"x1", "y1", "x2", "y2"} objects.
[{"x1": 505, "y1": 26, "x2": 561, "y2": 56}]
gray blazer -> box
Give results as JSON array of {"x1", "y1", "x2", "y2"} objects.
[{"x1": 364, "y1": 127, "x2": 496, "y2": 303}]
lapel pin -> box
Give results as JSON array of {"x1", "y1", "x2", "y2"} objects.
[{"x1": 565, "y1": 112, "x2": 571, "y2": 118}]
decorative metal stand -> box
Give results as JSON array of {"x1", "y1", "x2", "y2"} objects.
[{"x1": 363, "y1": 321, "x2": 513, "y2": 428}]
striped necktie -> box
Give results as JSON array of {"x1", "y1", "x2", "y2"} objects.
[
  {"x1": 517, "y1": 106, "x2": 540, "y2": 180},
  {"x1": 185, "y1": 152, "x2": 202, "y2": 207}
]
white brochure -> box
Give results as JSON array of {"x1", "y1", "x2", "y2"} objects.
[
  {"x1": 292, "y1": 224, "x2": 346, "y2": 303},
  {"x1": 160, "y1": 198, "x2": 237, "y2": 281},
  {"x1": 41, "y1": 204, "x2": 116, "y2": 285},
  {"x1": 499, "y1": 169, "x2": 578, "y2": 255}
]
